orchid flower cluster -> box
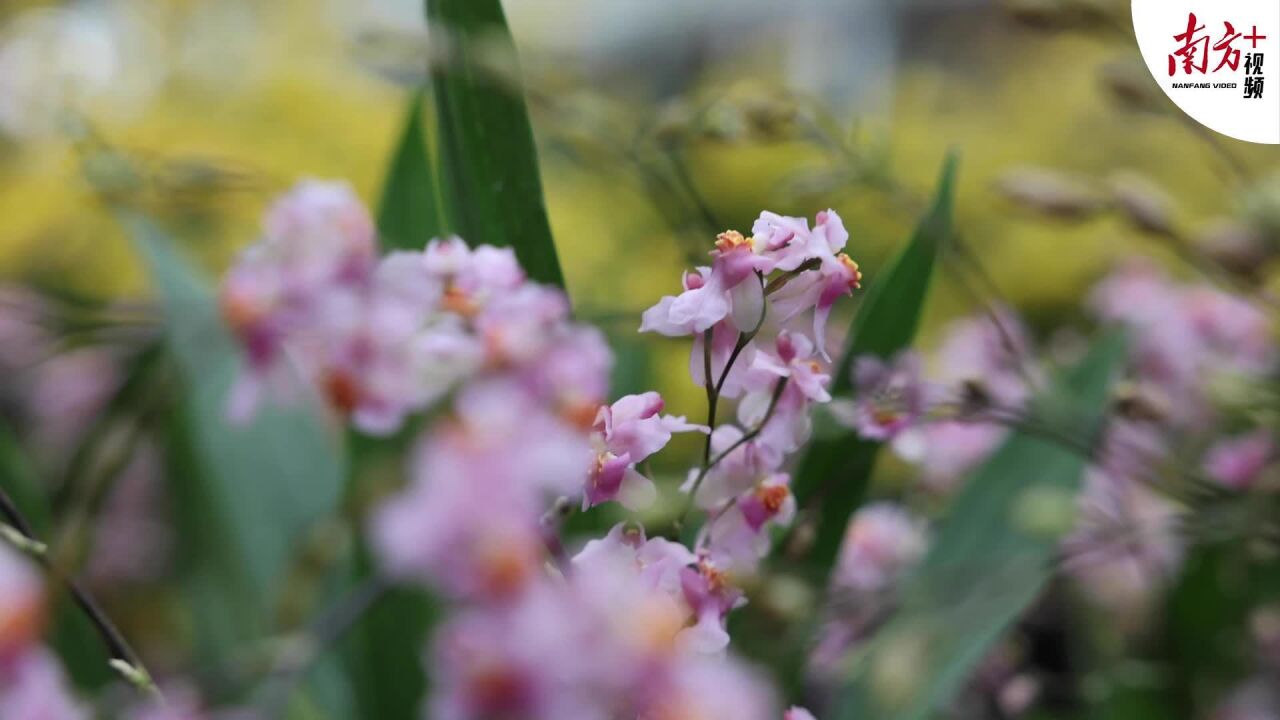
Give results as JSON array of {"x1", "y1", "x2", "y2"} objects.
[
  {"x1": 641, "y1": 211, "x2": 862, "y2": 578},
  {"x1": 211, "y1": 181, "x2": 864, "y2": 719}
]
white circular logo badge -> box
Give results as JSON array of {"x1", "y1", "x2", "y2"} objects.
[{"x1": 1133, "y1": 0, "x2": 1279, "y2": 144}]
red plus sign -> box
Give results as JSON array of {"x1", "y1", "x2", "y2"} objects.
[{"x1": 1244, "y1": 25, "x2": 1268, "y2": 48}]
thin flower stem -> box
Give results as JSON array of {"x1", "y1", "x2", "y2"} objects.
[
  {"x1": 713, "y1": 332, "x2": 754, "y2": 400},
  {"x1": 678, "y1": 377, "x2": 790, "y2": 528},
  {"x1": 679, "y1": 282, "x2": 773, "y2": 534},
  {"x1": 763, "y1": 259, "x2": 820, "y2": 296},
  {"x1": 680, "y1": 329, "x2": 743, "y2": 535},
  {"x1": 0, "y1": 487, "x2": 159, "y2": 699},
  {"x1": 707, "y1": 378, "x2": 789, "y2": 470},
  {"x1": 700, "y1": 329, "x2": 718, "y2": 475},
  {"x1": 944, "y1": 238, "x2": 1044, "y2": 392}
]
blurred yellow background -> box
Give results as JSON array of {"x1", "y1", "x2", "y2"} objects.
[{"x1": 3, "y1": 0, "x2": 1279, "y2": 414}]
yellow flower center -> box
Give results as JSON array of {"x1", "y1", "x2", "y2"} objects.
[
  {"x1": 756, "y1": 484, "x2": 790, "y2": 514},
  {"x1": 838, "y1": 253, "x2": 863, "y2": 289},
  {"x1": 715, "y1": 230, "x2": 751, "y2": 253}
]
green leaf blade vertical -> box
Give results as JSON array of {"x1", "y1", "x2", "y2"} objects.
[{"x1": 427, "y1": 0, "x2": 565, "y2": 288}]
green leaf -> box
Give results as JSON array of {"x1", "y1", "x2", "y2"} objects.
[
  {"x1": 789, "y1": 153, "x2": 958, "y2": 581},
  {"x1": 343, "y1": 541, "x2": 437, "y2": 720},
  {"x1": 0, "y1": 422, "x2": 51, "y2": 535},
  {"x1": 834, "y1": 333, "x2": 1127, "y2": 720},
  {"x1": 427, "y1": 0, "x2": 565, "y2": 288},
  {"x1": 377, "y1": 92, "x2": 444, "y2": 251},
  {"x1": 123, "y1": 214, "x2": 345, "y2": 646}
]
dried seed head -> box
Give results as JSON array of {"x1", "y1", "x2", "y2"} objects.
[
  {"x1": 958, "y1": 379, "x2": 994, "y2": 418},
  {"x1": 1195, "y1": 219, "x2": 1271, "y2": 279},
  {"x1": 1109, "y1": 171, "x2": 1175, "y2": 236},
  {"x1": 1002, "y1": 0, "x2": 1112, "y2": 29},
  {"x1": 996, "y1": 167, "x2": 1104, "y2": 220},
  {"x1": 1098, "y1": 60, "x2": 1167, "y2": 113},
  {"x1": 1112, "y1": 381, "x2": 1170, "y2": 424}
]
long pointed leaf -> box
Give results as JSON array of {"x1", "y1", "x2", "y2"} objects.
[
  {"x1": 427, "y1": 0, "x2": 564, "y2": 288},
  {"x1": 377, "y1": 92, "x2": 444, "y2": 251}
]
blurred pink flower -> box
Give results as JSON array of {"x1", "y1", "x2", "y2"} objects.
[
  {"x1": 262, "y1": 180, "x2": 376, "y2": 279},
  {"x1": 902, "y1": 421, "x2": 1007, "y2": 494},
  {"x1": 0, "y1": 544, "x2": 43, "y2": 667},
  {"x1": 1062, "y1": 469, "x2": 1183, "y2": 618},
  {"x1": 933, "y1": 308, "x2": 1034, "y2": 411},
  {"x1": 647, "y1": 654, "x2": 777, "y2": 720},
  {"x1": 372, "y1": 380, "x2": 591, "y2": 599},
  {"x1": 86, "y1": 441, "x2": 171, "y2": 586},
  {"x1": 835, "y1": 502, "x2": 929, "y2": 593},
  {"x1": 834, "y1": 352, "x2": 927, "y2": 441},
  {"x1": 221, "y1": 181, "x2": 380, "y2": 423},
  {"x1": 1090, "y1": 262, "x2": 1276, "y2": 426},
  {"x1": 223, "y1": 188, "x2": 615, "y2": 436},
  {"x1": 677, "y1": 560, "x2": 745, "y2": 654},
  {"x1": 0, "y1": 648, "x2": 86, "y2": 720},
  {"x1": 1204, "y1": 430, "x2": 1274, "y2": 490},
  {"x1": 430, "y1": 543, "x2": 775, "y2": 720},
  {"x1": 27, "y1": 348, "x2": 120, "y2": 460},
  {"x1": 1184, "y1": 286, "x2": 1275, "y2": 375},
  {"x1": 573, "y1": 524, "x2": 694, "y2": 599},
  {"x1": 0, "y1": 285, "x2": 52, "y2": 372},
  {"x1": 1212, "y1": 677, "x2": 1280, "y2": 720}
]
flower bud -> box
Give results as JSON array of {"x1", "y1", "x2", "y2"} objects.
[
  {"x1": 1000, "y1": 0, "x2": 1069, "y2": 28},
  {"x1": 1098, "y1": 60, "x2": 1167, "y2": 114},
  {"x1": 1013, "y1": 484, "x2": 1078, "y2": 538},
  {"x1": 998, "y1": 674, "x2": 1042, "y2": 717},
  {"x1": 1112, "y1": 381, "x2": 1170, "y2": 424},
  {"x1": 996, "y1": 167, "x2": 1104, "y2": 220},
  {"x1": 652, "y1": 99, "x2": 694, "y2": 147},
  {"x1": 870, "y1": 625, "x2": 930, "y2": 710},
  {"x1": 1002, "y1": 0, "x2": 1111, "y2": 29},
  {"x1": 1109, "y1": 171, "x2": 1175, "y2": 236},
  {"x1": 958, "y1": 379, "x2": 994, "y2": 418},
  {"x1": 1195, "y1": 218, "x2": 1271, "y2": 278}
]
